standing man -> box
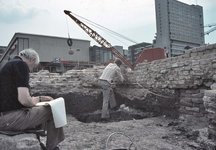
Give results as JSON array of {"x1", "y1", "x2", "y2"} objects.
[
  {"x1": 0, "y1": 48, "x2": 65, "y2": 150},
  {"x1": 98, "y1": 58, "x2": 124, "y2": 121}
]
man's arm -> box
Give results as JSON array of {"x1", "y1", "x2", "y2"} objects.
[
  {"x1": 18, "y1": 87, "x2": 39, "y2": 107},
  {"x1": 116, "y1": 68, "x2": 124, "y2": 82},
  {"x1": 18, "y1": 87, "x2": 54, "y2": 107}
]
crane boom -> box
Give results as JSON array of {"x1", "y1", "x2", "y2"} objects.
[{"x1": 64, "y1": 10, "x2": 134, "y2": 69}]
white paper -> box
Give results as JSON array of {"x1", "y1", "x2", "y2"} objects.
[{"x1": 37, "y1": 97, "x2": 67, "y2": 128}]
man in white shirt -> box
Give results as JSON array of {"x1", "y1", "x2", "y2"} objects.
[{"x1": 98, "y1": 58, "x2": 124, "y2": 120}]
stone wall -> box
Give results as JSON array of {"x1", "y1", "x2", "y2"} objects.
[
  {"x1": 203, "y1": 87, "x2": 216, "y2": 142},
  {"x1": 127, "y1": 43, "x2": 216, "y2": 123},
  {"x1": 130, "y1": 44, "x2": 216, "y2": 89}
]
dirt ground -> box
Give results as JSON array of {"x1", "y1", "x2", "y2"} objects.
[{"x1": 42, "y1": 113, "x2": 215, "y2": 150}]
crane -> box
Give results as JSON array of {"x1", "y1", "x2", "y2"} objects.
[
  {"x1": 64, "y1": 10, "x2": 166, "y2": 69},
  {"x1": 64, "y1": 10, "x2": 134, "y2": 69},
  {"x1": 202, "y1": 23, "x2": 216, "y2": 36}
]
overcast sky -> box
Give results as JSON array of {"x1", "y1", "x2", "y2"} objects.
[{"x1": 0, "y1": 0, "x2": 215, "y2": 49}]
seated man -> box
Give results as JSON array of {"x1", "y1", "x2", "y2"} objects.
[{"x1": 0, "y1": 48, "x2": 65, "y2": 150}]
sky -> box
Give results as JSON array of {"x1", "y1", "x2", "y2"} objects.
[{"x1": 0, "y1": 0, "x2": 215, "y2": 49}]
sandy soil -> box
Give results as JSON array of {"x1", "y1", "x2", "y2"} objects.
[{"x1": 42, "y1": 114, "x2": 214, "y2": 150}]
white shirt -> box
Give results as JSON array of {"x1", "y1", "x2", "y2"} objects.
[{"x1": 99, "y1": 63, "x2": 124, "y2": 84}]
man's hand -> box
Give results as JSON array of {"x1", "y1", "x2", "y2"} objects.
[{"x1": 40, "y1": 96, "x2": 54, "y2": 101}]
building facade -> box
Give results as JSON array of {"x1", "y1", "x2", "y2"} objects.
[
  {"x1": 0, "y1": 46, "x2": 6, "y2": 58},
  {"x1": 0, "y1": 33, "x2": 92, "y2": 72},
  {"x1": 89, "y1": 45, "x2": 128, "y2": 63},
  {"x1": 154, "y1": 0, "x2": 205, "y2": 57}
]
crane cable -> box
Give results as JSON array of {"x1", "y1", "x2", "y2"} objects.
[
  {"x1": 70, "y1": 12, "x2": 138, "y2": 45},
  {"x1": 65, "y1": 16, "x2": 73, "y2": 47}
]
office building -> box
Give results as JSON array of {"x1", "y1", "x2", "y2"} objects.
[{"x1": 154, "y1": 0, "x2": 205, "y2": 57}]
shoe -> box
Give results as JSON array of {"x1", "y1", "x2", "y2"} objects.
[{"x1": 111, "y1": 106, "x2": 118, "y2": 111}]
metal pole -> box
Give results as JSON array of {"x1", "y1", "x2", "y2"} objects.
[{"x1": 77, "y1": 49, "x2": 80, "y2": 67}]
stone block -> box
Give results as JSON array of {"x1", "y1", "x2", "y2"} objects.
[
  {"x1": 191, "y1": 52, "x2": 197, "y2": 57},
  {"x1": 209, "y1": 124, "x2": 216, "y2": 131},
  {"x1": 191, "y1": 98, "x2": 203, "y2": 104},
  {"x1": 213, "y1": 43, "x2": 216, "y2": 48},
  {"x1": 192, "y1": 93, "x2": 204, "y2": 98},
  {"x1": 171, "y1": 63, "x2": 178, "y2": 68},
  {"x1": 186, "y1": 89, "x2": 200, "y2": 94},
  {"x1": 212, "y1": 63, "x2": 216, "y2": 69},
  {"x1": 203, "y1": 81, "x2": 214, "y2": 87},
  {"x1": 204, "y1": 100, "x2": 216, "y2": 109},
  {"x1": 186, "y1": 106, "x2": 199, "y2": 112},
  {"x1": 183, "y1": 53, "x2": 190, "y2": 58},
  {"x1": 180, "y1": 100, "x2": 193, "y2": 107},
  {"x1": 0, "y1": 133, "x2": 41, "y2": 150},
  {"x1": 200, "y1": 59, "x2": 211, "y2": 65},
  {"x1": 205, "y1": 49, "x2": 212, "y2": 54},
  {"x1": 191, "y1": 66, "x2": 200, "y2": 71},
  {"x1": 193, "y1": 112, "x2": 204, "y2": 117},
  {"x1": 205, "y1": 90, "x2": 216, "y2": 98},
  {"x1": 210, "y1": 83, "x2": 216, "y2": 90},
  {"x1": 206, "y1": 44, "x2": 214, "y2": 50},
  {"x1": 198, "y1": 51, "x2": 204, "y2": 56},
  {"x1": 182, "y1": 71, "x2": 190, "y2": 75},
  {"x1": 208, "y1": 128, "x2": 216, "y2": 141},
  {"x1": 180, "y1": 97, "x2": 192, "y2": 103},
  {"x1": 185, "y1": 50, "x2": 191, "y2": 53},
  {"x1": 199, "y1": 108, "x2": 208, "y2": 114},
  {"x1": 209, "y1": 118, "x2": 216, "y2": 125},
  {"x1": 200, "y1": 88, "x2": 207, "y2": 93}
]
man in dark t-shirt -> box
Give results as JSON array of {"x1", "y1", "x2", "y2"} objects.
[
  {"x1": 0, "y1": 56, "x2": 30, "y2": 112},
  {"x1": 0, "y1": 49, "x2": 65, "y2": 150}
]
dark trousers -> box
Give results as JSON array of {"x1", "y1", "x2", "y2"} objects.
[
  {"x1": 98, "y1": 79, "x2": 117, "y2": 119},
  {"x1": 0, "y1": 105, "x2": 65, "y2": 150}
]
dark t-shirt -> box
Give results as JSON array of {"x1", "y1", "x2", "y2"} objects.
[{"x1": 0, "y1": 56, "x2": 30, "y2": 112}]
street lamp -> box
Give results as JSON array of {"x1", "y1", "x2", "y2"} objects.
[{"x1": 77, "y1": 49, "x2": 80, "y2": 67}]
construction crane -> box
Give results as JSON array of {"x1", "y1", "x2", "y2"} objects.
[
  {"x1": 202, "y1": 23, "x2": 216, "y2": 36},
  {"x1": 64, "y1": 10, "x2": 166, "y2": 69}
]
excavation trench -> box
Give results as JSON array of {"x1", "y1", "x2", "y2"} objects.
[{"x1": 39, "y1": 89, "x2": 179, "y2": 123}]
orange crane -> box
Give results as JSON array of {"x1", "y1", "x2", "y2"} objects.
[{"x1": 64, "y1": 10, "x2": 166, "y2": 69}]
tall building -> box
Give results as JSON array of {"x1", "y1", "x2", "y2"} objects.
[{"x1": 154, "y1": 0, "x2": 205, "y2": 57}]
